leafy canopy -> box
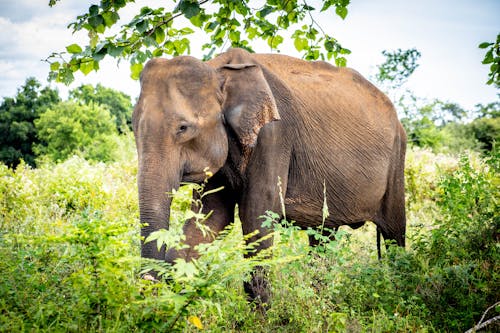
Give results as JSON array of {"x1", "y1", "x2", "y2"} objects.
[
  {"x1": 375, "y1": 48, "x2": 421, "y2": 90},
  {"x1": 46, "y1": 0, "x2": 351, "y2": 84},
  {"x1": 34, "y1": 101, "x2": 118, "y2": 162},
  {"x1": 0, "y1": 78, "x2": 60, "y2": 168},
  {"x1": 69, "y1": 83, "x2": 133, "y2": 132}
]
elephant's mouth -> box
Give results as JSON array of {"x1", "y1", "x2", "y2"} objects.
[{"x1": 182, "y1": 171, "x2": 207, "y2": 183}]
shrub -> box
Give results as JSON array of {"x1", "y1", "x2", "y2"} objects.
[
  {"x1": 34, "y1": 101, "x2": 118, "y2": 163},
  {"x1": 0, "y1": 78, "x2": 60, "y2": 167},
  {"x1": 0, "y1": 148, "x2": 498, "y2": 332}
]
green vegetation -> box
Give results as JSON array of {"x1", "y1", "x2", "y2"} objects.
[
  {"x1": 1, "y1": 9, "x2": 498, "y2": 326},
  {"x1": 0, "y1": 145, "x2": 498, "y2": 332},
  {"x1": 0, "y1": 79, "x2": 134, "y2": 167},
  {"x1": 34, "y1": 101, "x2": 119, "y2": 162},
  {"x1": 46, "y1": 0, "x2": 351, "y2": 84},
  {"x1": 0, "y1": 78, "x2": 60, "y2": 168},
  {"x1": 479, "y1": 33, "x2": 500, "y2": 87},
  {"x1": 69, "y1": 84, "x2": 133, "y2": 132},
  {"x1": 1, "y1": 44, "x2": 499, "y2": 329},
  {"x1": 375, "y1": 49, "x2": 499, "y2": 154}
]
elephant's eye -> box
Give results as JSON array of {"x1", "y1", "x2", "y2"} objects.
[{"x1": 177, "y1": 124, "x2": 188, "y2": 134}]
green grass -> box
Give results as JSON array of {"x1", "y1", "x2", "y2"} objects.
[{"x1": 0, "y1": 147, "x2": 498, "y2": 332}]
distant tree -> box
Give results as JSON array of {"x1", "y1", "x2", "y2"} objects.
[
  {"x1": 468, "y1": 100, "x2": 499, "y2": 152},
  {"x1": 69, "y1": 84, "x2": 133, "y2": 132},
  {"x1": 375, "y1": 48, "x2": 421, "y2": 90},
  {"x1": 401, "y1": 101, "x2": 445, "y2": 150},
  {"x1": 474, "y1": 98, "x2": 500, "y2": 119},
  {"x1": 35, "y1": 101, "x2": 118, "y2": 162},
  {"x1": 0, "y1": 78, "x2": 60, "y2": 168}
]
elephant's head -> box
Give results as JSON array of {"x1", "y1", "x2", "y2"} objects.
[{"x1": 132, "y1": 52, "x2": 280, "y2": 261}]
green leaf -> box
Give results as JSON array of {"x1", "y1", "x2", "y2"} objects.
[
  {"x1": 89, "y1": 4, "x2": 99, "y2": 16},
  {"x1": 176, "y1": 0, "x2": 201, "y2": 19},
  {"x1": 335, "y1": 57, "x2": 347, "y2": 67},
  {"x1": 336, "y1": 6, "x2": 348, "y2": 20},
  {"x1": 66, "y1": 44, "x2": 83, "y2": 54},
  {"x1": 130, "y1": 63, "x2": 143, "y2": 80},
  {"x1": 50, "y1": 62, "x2": 60, "y2": 71},
  {"x1": 478, "y1": 42, "x2": 493, "y2": 49},
  {"x1": 152, "y1": 48, "x2": 163, "y2": 57},
  {"x1": 80, "y1": 60, "x2": 94, "y2": 75},
  {"x1": 96, "y1": 23, "x2": 105, "y2": 34},
  {"x1": 229, "y1": 30, "x2": 241, "y2": 43},
  {"x1": 294, "y1": 37, "x2": 308, "y2": 51},
  {"x1": 108, "y1": 45, "x2": 124, "y2": 57},
  {"x1": 174, "y1": 259, "x2": 197, "y2": 278},
  {"x1": 247, "y1": 27, "x2": 258, "y2": 39},
  {"x1": 205, "y1": 21, "x2": 219, "y2": 32},
  {"x1": 180, "y1": 27, "x2": 194, "y2": 35},
  {"x1": 190, "y1": 12, "x2": 209, "y2": 28},
  {"x1": 268, "y1": 35, "x2": 284, "y2": 49},
  {"x1": 102, "y1": 11, "x2": 119, "y2": 27},
  {"x1": 155, "y1": 28, "x2": 165, "y2": 44},
  {"x1": 136, "y1": 19, "x2": 148, "y2": 33},
  {"x1": 88, "y1": 15, "x2": 104, "y2": 29},
  {"x1": 258, "y1": 6, "x2": 274, "y2": 18}
]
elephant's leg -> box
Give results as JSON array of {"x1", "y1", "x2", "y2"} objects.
[
  {"x1": 165, "y1": 175, "x2": 236, "y2": 263},
  {"x1": 238, "y1": 123, "x2": 291, "y2": 307},
  {"x1": 376, "y1": 137, "x2": 407, "y2": 250}
]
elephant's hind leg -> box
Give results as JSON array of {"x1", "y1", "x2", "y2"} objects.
[{"x1": 376, "y1": 138, "x2": 407, "y2": 249}]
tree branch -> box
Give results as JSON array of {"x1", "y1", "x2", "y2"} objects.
[{"x1": 465, "y1": 301, "x2": 500, "y2": 333}]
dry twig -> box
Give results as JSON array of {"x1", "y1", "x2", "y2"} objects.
[{"x1": 465, "y1": 301, "x2": 500, "y2": 333}]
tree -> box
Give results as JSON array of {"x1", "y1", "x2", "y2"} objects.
[
  {"x1": 35, "y1": 101, "x2": 118, "y2": 162},
  {"x1": 69, "y1": 84, "x2": 133, "y2": 132},
  {"x1": 375, "y1": 48, "x2": 421, "y2": 90},
  {"x1": 0, "y1": 78, "x2": 60, "y2": 168},
  {"x1": 46, "y1": 0, "x2": 351, "y2": 84},
  {"x1": 468, "y1": 100, "x2": 499, "y2": 152}
]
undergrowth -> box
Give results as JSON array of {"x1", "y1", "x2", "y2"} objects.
[{"x1": 0, "y1": 148, "x2": 498, "y2": 332}]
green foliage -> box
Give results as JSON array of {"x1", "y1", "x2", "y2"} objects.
[
  {"x1": 432, "y1": 152, "x2": 499, "y2": 263},
  {"x1": 399, "y1": 97, "x2": 447, "y2": 151},
  {"x1": 46, "y1": 0, "x2": 351, "y2": 83},
  {"x1": 376, "y1": 48, "x2": 421, "y2": 89},
  {"x1": 479, "y1": 33, "x2": 500, "y2": 87},
  {"x1": 468, "y1": 116, "x2": 500, "y2": 152},
  {"x1": 0, "y1": 78, "x2": 60, "y2": 167},
  {"x1": 1, "y1": 147, "x2": 498, "y2": 331},
  {"x1": 69, "y1": 83, "x2": 134, "y2": 132},
  {"x1": 34, "y1": 101, "x2": 119, "y2": 162},
  {"x1": 414, "y1": 151, "x2": 499, "y2": 329}
]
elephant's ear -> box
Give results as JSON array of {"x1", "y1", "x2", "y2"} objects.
[{"x1": 219, "y1": 63, "x2": 280, "y2": 149}]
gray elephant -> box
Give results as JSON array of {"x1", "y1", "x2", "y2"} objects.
[{"x1": 132, "y1": 48, "x2": 406, "y2": 304}]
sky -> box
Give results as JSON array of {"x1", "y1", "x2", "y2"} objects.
[{"x1": 0, "y1": 0, "x2": 498, "y2": 110}]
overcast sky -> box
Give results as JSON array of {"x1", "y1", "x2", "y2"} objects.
[{"x1": 0, "y1": 0, "x2": 498, "y2": 110}]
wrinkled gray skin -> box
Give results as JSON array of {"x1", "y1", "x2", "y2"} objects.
[{"x1": 133, "y1": 48, "x2": 406, "y2": 304}]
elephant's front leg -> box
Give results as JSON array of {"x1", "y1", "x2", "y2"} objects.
[
  {"x1": 165, "y1": 175, "x2": 236, "y2": 263},
  {"x1": 239, "y1": 123, "x2": 291, "y2": 306}
]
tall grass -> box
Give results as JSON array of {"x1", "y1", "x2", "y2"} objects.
[{"x1": 0, "y1": 148, "x2": 498, "y2": 332}]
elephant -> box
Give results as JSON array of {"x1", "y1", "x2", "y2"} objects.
[{"x1": 132, "y1": 48, "x2": 407, "y2": 304}]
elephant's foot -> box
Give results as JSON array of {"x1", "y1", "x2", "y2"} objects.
[
  {"x1": 142, "y1": 273, "x2": 160, "y2": 283},
  {"x1": 244, "y1": 266, "x2": 271, "y2": 312}
]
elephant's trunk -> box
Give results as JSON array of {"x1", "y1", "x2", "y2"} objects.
[{"x1": 137, "y1": 152, "x2": 180, "y2": 261}]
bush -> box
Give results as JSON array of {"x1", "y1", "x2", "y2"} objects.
[
  {"x1": 0, "y1": 78, "x2": 60, "y2": 167},
  {"x1": 34, "y1": 101, "x2": 119, "y2": 162},
  {"x1": 0, "y1": 148, "x2": 498, "y2": 332}
]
